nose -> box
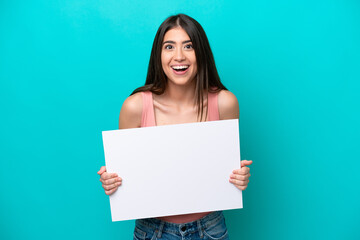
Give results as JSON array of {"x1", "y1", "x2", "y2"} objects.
[{"x1": 174, "y1": 47, "x2": 185, "y2": 61}]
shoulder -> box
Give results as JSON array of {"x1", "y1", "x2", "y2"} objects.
[
  {"x1": 122, "y1": 92, "x2": 143, "y2": 113},
  {"x1": 119, "y1": 92, "x2": 143, "y2": 129},
  {"x1": 217, "y1": 90, "x2": 239, "y2": 120}
]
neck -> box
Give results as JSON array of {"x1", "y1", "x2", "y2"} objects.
[{"x1": 162, "y1": 80, "x2": 197, "y2": 107}]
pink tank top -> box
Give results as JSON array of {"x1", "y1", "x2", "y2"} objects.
[{"x1": 141, "y1": 91, "x2": 219, "y2": 127}]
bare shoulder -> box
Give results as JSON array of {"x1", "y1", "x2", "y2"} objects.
[
  {"x1": 218, "y1": 90, "x2": 239, "y2": 120},
  {"x1": 119, "y1": 92, "x2": 143, "y2": 129}
]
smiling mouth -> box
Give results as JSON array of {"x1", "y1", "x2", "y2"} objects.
[{"x1": 171, "y1": 65, "x2": 189, "y2": 72}]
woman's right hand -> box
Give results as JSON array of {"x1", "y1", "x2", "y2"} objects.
[{"x1": 97, "y1": 166, "x2": 122, "y2": 195}]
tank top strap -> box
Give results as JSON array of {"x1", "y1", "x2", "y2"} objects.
[
  {"x1": 141, "y1": 91, "x2": 156, "y2": 127},
  {"x1": 207, "y1": 91, "x2": 220, "y2": 121}
]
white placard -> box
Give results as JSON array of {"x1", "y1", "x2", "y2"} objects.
[{"x1": 102, "y1": 119, "x2": 242, "y2": 222}]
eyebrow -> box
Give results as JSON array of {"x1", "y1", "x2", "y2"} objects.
[{"x1": 163, "y1": 40, "x2": 192, "y2": 45}]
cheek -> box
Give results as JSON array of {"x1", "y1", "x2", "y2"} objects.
[
  {"x1": 161, "y1": 54, "x2": 170, "y2": 68},
  {"x1": 190, "y1": 54, "x2": 197, "y2": 72},
  {"x1": 161, "y1": 55, "x2": 165, "y2": 66},
  {"x1": 193, "y1": 67, "x2": 198, "y2": 77}
]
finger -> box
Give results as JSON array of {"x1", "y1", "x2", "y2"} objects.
[
  {"x1": 232, "y1": 167, "x2": 250, "y2": 175},
  {"x1": 97, "y1": 166, "x2": 107, "y2": 175},
  {"x1": 242, "y1": 167, "x2": 250, "y2": 174},
  {"x1": 236, "y1": 185, "x2": 247, "y2": 191},
  {"x1": 100, "y1": 172, "x2": 112, "y2": 181},
  {"x1": 229, "y1": 179, "x2": 249, "y2": 191},
  {"x1": 237, "y1": 167, "x2": 250, "y2": 175},
  {"x1": 229, "y1": 178, "x2": 249, "y2": 186},
  {"x1": 230, "y1": 173, "x2": 246, "y2": 181},
  {"x1": 101, "y1": 177, "x2": 122, "y2": 185},
  {"x1": 105, "y1": 187, "x2": 118, "y2": 195},
  {"x1": 230, "y1": 173, "x2": 250, "y2": 181},
  {"x1": 101, "y1": 172, "x2": 118, "y2": 181},
  {"x1": 102, "y1": 181, "x2": 122, "y2": 191},
  {"x1": 241, "y1": 160, "x2": 253, "y2": 167}
]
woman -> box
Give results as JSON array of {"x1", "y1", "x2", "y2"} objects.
[{"x1": 98, "y1": 14, "x2": 252, "y2": 240}]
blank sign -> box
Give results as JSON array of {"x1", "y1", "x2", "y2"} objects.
[{"x1": 102, "y1": 119, "x2": 242, "y2": 222}]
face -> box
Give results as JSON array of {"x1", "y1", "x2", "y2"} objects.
[{"x1": 161, "y1": 27, "x2": 197, "y2": 87}]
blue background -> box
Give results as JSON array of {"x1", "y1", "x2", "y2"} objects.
[{"x1": 1, "y1": 0, "x2": 359, "y2": 239}]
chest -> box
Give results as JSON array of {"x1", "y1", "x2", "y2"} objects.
[{"x1": 153, "y1": 101, "x2": 209, "y2": 126}]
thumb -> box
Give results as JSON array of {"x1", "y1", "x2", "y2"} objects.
[
  {"x1": 97, "y1": 166, "x2": 107, "y2": 175},
  {"x1": 241, "y1": 160, "x2": 253, "y2": 167}
]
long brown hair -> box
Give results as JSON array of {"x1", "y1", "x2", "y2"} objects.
[{"x1": 132, "y1": 14, "x2": 227, "y2": 121}]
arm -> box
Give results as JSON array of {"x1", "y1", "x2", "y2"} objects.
[
  {"x1": 218, "y1": 90, "x2": 252, "y2": 190},
  {"x1": 98, "y1": 93, "x2": 143, "y2": 195}
]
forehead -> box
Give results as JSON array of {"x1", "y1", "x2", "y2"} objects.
[{"x1": 163, "y1": 27, "x2": 191, "y2": 42}]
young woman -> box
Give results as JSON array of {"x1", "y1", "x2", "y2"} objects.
[{"x1": 97, "y1": 14, "x2": 252, "y2": 240}]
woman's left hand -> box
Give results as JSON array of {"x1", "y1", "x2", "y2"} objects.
[{"x1": 229, "y1": 160, "x2": 253, "y2": 190}]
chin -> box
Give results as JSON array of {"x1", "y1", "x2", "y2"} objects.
[
  {"x1": 167, "y1": 74, "x2": 197, "y2": 87},
  {"x1": 168, "y1": 77, "x2": 195, "y2": 87}
]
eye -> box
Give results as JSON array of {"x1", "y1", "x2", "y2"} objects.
[
  {"x1": 185, "y1": 44, "x2": 193, "y2": 49},
  {"x1": 164, "y1": 45, "x2": 173, "y2": 50}
]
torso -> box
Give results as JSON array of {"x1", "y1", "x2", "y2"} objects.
[{"x1": 119, "y1": 89, "x2": 239, "y2": 224}]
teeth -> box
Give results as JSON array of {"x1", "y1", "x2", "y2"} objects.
[{"x1": 172, "y1": 65, "x2": 189, "y2": 70}]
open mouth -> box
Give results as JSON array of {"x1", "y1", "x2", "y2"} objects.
[{"x1": 171, "y1": 65, "x2": 189, "y2": 73}]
